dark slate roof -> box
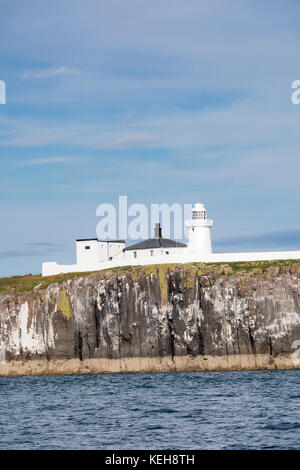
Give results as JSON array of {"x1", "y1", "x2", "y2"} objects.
[
  {"x1": 124, "y1": 238, "x2": 187, "y2": 251},
  {"x1": 76, "y1": 239, "x2": 125, "y2": 243},
  {"x1": 99, "y1": 240, "x2": 125, "y2": 243}
]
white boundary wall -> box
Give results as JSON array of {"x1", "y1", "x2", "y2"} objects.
[{"x1": 42, "y1": 249, "x2": 300, "y2": 276}]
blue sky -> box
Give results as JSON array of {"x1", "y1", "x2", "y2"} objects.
[{"x1": 0, "y1": 0, "x2": 300, "y2": 277}]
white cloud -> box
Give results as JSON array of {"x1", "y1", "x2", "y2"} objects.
[
  {"x1": 106, "y1": 132, "x2": 161, "y2": 148},
  {"x1": 22, "y1": 65, "x2": 81, "y2": 79},
  {"x1": 18, "y1": 157, "x2": 83, "y2": 165}
]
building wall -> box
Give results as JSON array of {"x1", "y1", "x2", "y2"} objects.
[
  {"x1": 108, "y1": 242, "x2": 125, "y2": 259},
  {"x1": 43, "y1": 249, "x2": 300, "y2": 276},
  {"x1": 188, "y1": 226, "x2": 212, "y2": 254},
  {"x1": 76, "y1": 240, "x2": 99, "y2": 266},
  {"x1": 97, "y1": 242, "x2": 110, "y2": 261},
  {"x1": 123, "y1": 246, "x2": 184, "y2": 262},
  {"x1": 76, "y1": 240, "x2": 125, "y2": 265}
]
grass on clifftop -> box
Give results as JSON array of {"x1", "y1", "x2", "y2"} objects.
[{"x1": 0, "y1": 258, "x2": 300, "y2": 296}]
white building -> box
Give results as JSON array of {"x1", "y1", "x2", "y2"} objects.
[
  {"x1": 42, "y1": 203, "x2": 300, "y2": 276},
  {"x1": 76, "y1": 238, "x2": 125, "y2": 265}
]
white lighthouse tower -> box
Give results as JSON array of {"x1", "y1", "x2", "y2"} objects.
[{"x1": 186, "y1": 203, "x2": 213, "y2": 255}]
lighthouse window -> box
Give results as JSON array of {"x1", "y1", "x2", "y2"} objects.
[{"x1": 193, "y1": 210, "x2": 207, "y2": 220}]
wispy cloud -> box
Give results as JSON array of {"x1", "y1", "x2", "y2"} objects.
[
  {"x1": 17, "y1": 157, "x2": 83, "y2": 165},
  {"x1": 25, "y1": 242, "x2": 62, "y2": 248},
  {"x1": 0, "y1": 130, "x2": 77, "y2": 147},
  {"x1": 22, "y1": 65, "x2": 81, "y2": 79},
  {"x1": 106, "y1": 132, "x2": 161, "y2": 149},
  {"x1": 0, "y1": 242, "x2": 64, "y2": 259}
]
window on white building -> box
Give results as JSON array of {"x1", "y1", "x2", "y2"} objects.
[
  {"x1": 150, "y1": 250, "x2": 154, "y2": 256},
  {"x1": 85, "y1": 246, "x2": 90, "y2": 250},
  {"x1": 134, "y1": 251, "x2": 137, "y2": 258}
]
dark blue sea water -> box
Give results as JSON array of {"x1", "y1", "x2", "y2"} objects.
[{"x1": 0, "y1": 369, "x2": 300, "y2": 449}]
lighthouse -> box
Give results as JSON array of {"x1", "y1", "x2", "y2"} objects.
[{"x1": 186, "y1": 203, "x2": 213, "y2": 255}]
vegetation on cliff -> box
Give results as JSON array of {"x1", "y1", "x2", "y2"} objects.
[{"x1": 0, "y1": 258, "x2": 300, "y2": 297}]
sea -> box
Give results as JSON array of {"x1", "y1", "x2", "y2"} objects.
[{"x1": 0, "y1": 369, "x2": 299, "y2": 450}]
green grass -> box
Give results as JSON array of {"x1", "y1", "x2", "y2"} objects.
[
  {"x1": 0, "y1": 274, "x2": 43, "y2": 294},
  {"x1": 0, "y1": 259, "x2": 299, "y2": 296},
  {"x1": 0, "y1": 265, "x2": 137, "y2": 295},
  {"x1": 209, "y1": 258, "x2": 300, "y2": 272},
  {"x1": 0, "y1": 271, "x2": 94, "y2": 295}
]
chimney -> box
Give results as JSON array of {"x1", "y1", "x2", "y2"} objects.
[{"x1": 154, "y1": 222, "x2": 162, "y2": 239}]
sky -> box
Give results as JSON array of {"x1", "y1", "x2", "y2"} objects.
[{"x1": 0, "y1": 0, "x2": 300, "y2": 277}]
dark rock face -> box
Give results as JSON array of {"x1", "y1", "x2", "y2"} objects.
[{"x1": 1, "y1": 264, "x2": 300, "y2": 365}]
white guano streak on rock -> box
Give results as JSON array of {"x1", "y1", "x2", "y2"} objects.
[
  {"x1": 14, "y1": 302, "x2": 46, "y2": 355},
  {"x1": 259, "y1": 312, "x2": 300, "y2": 340},
  {"x1": 205, "y1": 280, "x2": 251, "y2": 348}
]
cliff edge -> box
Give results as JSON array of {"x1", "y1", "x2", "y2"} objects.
[{"x1": 1, "y1": 260, "x2": 300, "y2": 376}]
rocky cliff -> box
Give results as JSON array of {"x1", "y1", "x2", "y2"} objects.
[{"x1": 1, "y1": 260, "x2": 300, "y2": 376}]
